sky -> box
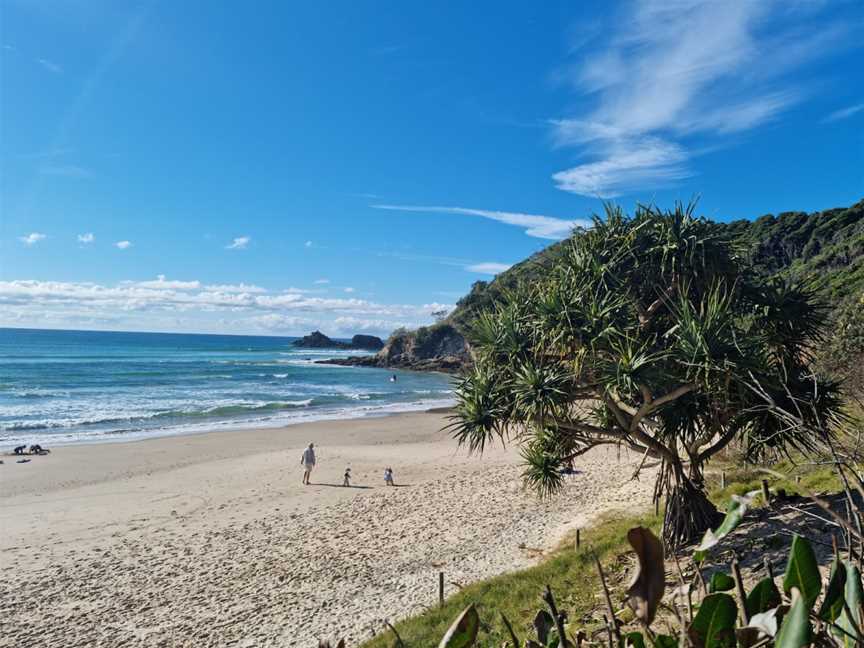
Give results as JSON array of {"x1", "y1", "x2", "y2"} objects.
[{"x1": 1, "y1": 0, "x2": 862, "y2": 337}]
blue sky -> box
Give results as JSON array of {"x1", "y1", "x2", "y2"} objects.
[{"x1": 1, "y1": 0, "x2": 862, "y2": 336}]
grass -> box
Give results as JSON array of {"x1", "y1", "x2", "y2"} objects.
[
  {"x1": 360, "y1": 510, "x2": 662, "y2": 648},
  {"x1": 358, "y1": 451, "x2": 853, "y2": 647},
  {"x1": 704, "y1": 456, "x2": 845, "y2": 504}
]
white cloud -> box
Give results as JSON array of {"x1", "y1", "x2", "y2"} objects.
[
  {"x1": 313, "y1": 278, "x2": 330, "y2": 285},
  {"x1": 304, "y1": 241, "x2": 313, "y2": 248},
  {"x1": 36, "y1": 58, "x2": 62, "y2": 73},
  {"x1": 226, "y1": 236, "x2": 250, "y2": 250},
  {"x1": 551, "y1": 1, "x2": 852, "y2": 197},
  {"x1": 552, "y1": 138, "x2": 691, "y2": 197},
  {"x1": 115, "y1": 240, "x2": 132, "y2": 249},
  {"x1": 0, "y1": 279, "x2": 453, "y2": 324},
  {"x1": 204, "y1": 282, "x2": 267, "y2": 294},
  {"x1": 19, "y1": 233, "x2": 47, "y2": 246},
  {"x1": 372, "y1": 204, "x2": 587, "y2": 240},
  {"x1": 822, "y1": 102, "x2": 864, "y2": 123},
  {"x1": 128, "y1": 275, "x2": 201, "y2": 290},
  {"x1": 465, "y1": 262, "x2": 512, "y2": 275},
  {"x1": 77, "y1": 232, "x2": 95, "y2": 244},
  {"x1": 343, "y1": 287, "x2": 355, "y2": 293}
]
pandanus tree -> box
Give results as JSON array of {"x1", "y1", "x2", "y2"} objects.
[{"x1": 449, "y1": 203, "x2": 843, "y2": 548}]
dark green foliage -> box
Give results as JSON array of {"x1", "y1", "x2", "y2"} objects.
[
  {"x1": 782, "y1": 535, "x2": 822, "y2": 609},
  {"x1": 817, "y1": 293, "x2": 864, "y2": 395},
  {"x1": 774, "y1": 590, "x2": 812, "y2": 648},
  {"x1": 446, "y1": 199, "x2": 863, "y2": 333},
  {"x1": 818, "y1": 559, "x2": 848, "y2": 622},
  {"x1": 688, "y1": 593, "x2": 737, "y2": 647},
  {"x1": 708, "y1": 572, "x2": 736, "y2": 593},
  {"x1": 746, "y1": 579, "x2": 782, "y2": 617},
  {"x1": 449, "y1": 203, "x2": 843, "y2": 546}
]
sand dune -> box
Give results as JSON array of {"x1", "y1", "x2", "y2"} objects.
[{"x1": 0, "y1": 411, "x2": 654, "y2": 647}]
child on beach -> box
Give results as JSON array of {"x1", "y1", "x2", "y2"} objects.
[
  {"x1": 343, "y1": 467, "x2": 351, "y2": 487},
  {"x1": 384, "y1": 467, "x2": 394, "y2": 486}
]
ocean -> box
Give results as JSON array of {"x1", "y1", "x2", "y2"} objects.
[{"x1": 0, "y1": 328, "x2": 454, "y2": 447}]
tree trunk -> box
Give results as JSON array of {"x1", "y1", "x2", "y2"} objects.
[{"x1": 661, "y1": 470, "x2": 722, "y2": 549}]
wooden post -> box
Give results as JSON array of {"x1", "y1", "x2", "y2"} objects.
[
  {"x1": 594, "y1": 554, "x2": 621, "y2": 645},
  {"x1": 576, "y1": 528, "x2": 581, "y2": 550},
  {"x1": 721, "y1": 471, "x2": 726, "y2": 489},
  {"x1": 761, "y1": 479, "x2": 771, "y2": 507},
  {"x1": 731, "y1": 557, "x2": 749, "y2": 625},
  {"x1": 438, "y1": 571, "x2": 444, "y2": 607}
]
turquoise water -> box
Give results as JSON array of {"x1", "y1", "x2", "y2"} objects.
[{"x1": 0, "y1": 328, "x2": 454, "y2": 446}]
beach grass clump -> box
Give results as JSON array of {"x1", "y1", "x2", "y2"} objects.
[
  {"x1": 359, "y1": 485, "x2": 863, "y2": 648},
  {"x1": 359, "y1": 510, "x2": 662, "y2": 648}
]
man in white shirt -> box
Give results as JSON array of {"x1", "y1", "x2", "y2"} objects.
[{"x1": 300, "y1": 443, "x2": 316, "y2": 485}]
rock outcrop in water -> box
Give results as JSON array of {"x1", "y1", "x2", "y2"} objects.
[
  {"x1": 350, "y1": 334, "x2": 385, "y2": 351},
  {"x1": 317, "y1": 324, "x2": 468, "y2": 372},
  {"x1": 292, "y1": 331, "x2": 384, "y2": 350}
]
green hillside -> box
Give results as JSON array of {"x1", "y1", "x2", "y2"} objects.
[
  {"x1": 375, "y1": 200, "x2": 863, "y2": 387},
  {"x1": 453, "y1": 199, "x2": 863, "y2": 329}
]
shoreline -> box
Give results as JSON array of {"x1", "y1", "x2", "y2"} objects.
[
  {"x1": 1, "y1": 410, "x2": 655, "y2": 647},
  {"x1": 1, "y1": 395, "x2": 456, "y2": 450}
]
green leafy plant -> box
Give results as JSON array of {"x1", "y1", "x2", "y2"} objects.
[
  {"x1": 347, "y1": 487, "x2": 862, "y2": 648},
  {"x1": 447, "y1": 203, "x2": 844, "y2": 548}
]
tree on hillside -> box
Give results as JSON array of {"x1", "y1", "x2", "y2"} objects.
[{"x1": 448, "y1": 203, "x2": 844, "y2": 547}]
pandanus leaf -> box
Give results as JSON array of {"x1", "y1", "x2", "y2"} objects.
[
  {"x1": 687, "y1": 593, "x2": 737, "y2": 648},
  {"x1": 745, "y1": 578, "x2": 781, "y2": 617},
  {"x1": 775, "y1": 588, "x2": 811, "y2": 648},
  {"x1": 439, "y1": 604, "x2": 479, "y2": 648},
  {"x1": 834, "y1": 561, "x2": 863, "y2": 647},
  {"x1": 625, "y1": 526, "x2": 665, "y2": 625},
  {"x1": 782, "y1": 535, "x2": 821, "y2": 609},
  {"x1": 817, "y1": 557, "x2": 847, "y2": 622}
]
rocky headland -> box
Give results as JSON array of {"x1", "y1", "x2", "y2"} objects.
[{"x1": 316, "y1": 323, "x2": 469, "y2": 372}]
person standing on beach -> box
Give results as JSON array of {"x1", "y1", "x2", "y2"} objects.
[{"x1": 300, "y1": 443, "x2": 316, "y2": 485}]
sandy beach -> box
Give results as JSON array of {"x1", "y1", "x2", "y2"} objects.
[{"x1": 1, "y1": 411, "x2": 654, "y2": 647}]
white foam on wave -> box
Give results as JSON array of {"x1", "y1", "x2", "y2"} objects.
[{"x1": 3, "y1": 396, "x2": 455, "y2": 447}]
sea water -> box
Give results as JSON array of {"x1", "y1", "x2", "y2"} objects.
[{"x1": 0, "y1": 328, "x2": 454, "y2": 447}]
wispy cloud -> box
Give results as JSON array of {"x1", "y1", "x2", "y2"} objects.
[
  {"x1": 372, "y1": 204, "x2": 587, "y2": 239},
  {"x1": 19, "y1": 233, "x2": 46, "y2": 246},
  {"x1": 128, "y1": 275, "x2": 201, "y2": 290},
  {"x1": 304, "y1": 240, "x2": 313, "y2": 248},
  {"x1": 39, "y1": 165, "x2": 93, "y2": 178},
  {"x1": 77, "y1": 232, "x2": 95, "y2": 244},
  {"x1": 822, "y1": 102, "x2": 864, "y2": 123},
  {"x1": 36, "y1": 58, "x2": 62, "y2": 73},
  {"x1": 0, "y1": 279, "x2": 453, "y2": 336},
  {"x1": 465, "y1": 262, "x2": 512, "y2": 275},
  {"x1": 551, "y1": 1, "x2": 854, "y2": 197},
  {"x1": 343, "y1": 287, "x2": 356, "y2": 293},
  {"x1": 314, "y1": 279, "x2": 330, "y2": 285},
  {"x1": 226, "y1": 236, "x2": 250, "y2": 250},
  {"x1": 115, "y1": 240, "x2": 132, "y2": 250}
]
